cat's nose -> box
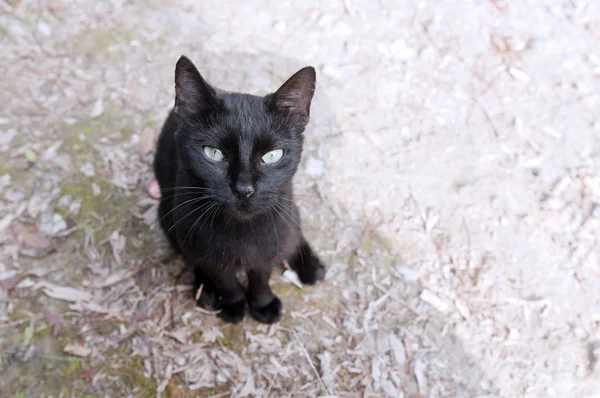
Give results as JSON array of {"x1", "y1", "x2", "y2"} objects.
[{"x1": 233, "y1": 182, "x2": 255, "y2": 199}]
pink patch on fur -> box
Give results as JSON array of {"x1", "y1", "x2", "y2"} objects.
[{"x1": 148, "y1": 179, "x2": 161, "y2": 199}]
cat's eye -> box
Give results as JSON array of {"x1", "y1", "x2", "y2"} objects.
[
  {"x1": 261, "y1": 149, "x2": 284, "y2": 164},
  {"x1": 203, "y1": 146, "x2": 224, "y2": 161}
]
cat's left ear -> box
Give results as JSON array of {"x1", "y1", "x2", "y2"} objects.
[
  {"x1": 174, "y1": 55, "x2": 218, "y2": 121},
  {"x1": 268, "y1": 66, "x2": 316, "y2": 123}
]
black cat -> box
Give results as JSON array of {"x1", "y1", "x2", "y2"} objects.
[{"x1": 153, "y1": 55, "x2": 326, "y2": 324}]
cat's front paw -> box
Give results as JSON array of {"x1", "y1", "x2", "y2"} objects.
[
  {"x1": 217, "y1": 299, "x2": 247, "y2": 324},
  {"x1": 249, "y1": 296, "x2": 282, "y2": 324},
  {"x1": 196, "y1": 285, "x2": 219, "y2": 310}
]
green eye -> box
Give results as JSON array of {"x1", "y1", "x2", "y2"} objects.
[
  {"x1": 261, "y1": 149, "x2": 283, "y2": 164},
  {"x1": 203, "y1": 146, "x2": 224, "y2": 161}
]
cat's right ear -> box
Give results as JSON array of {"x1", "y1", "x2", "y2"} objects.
[{"x1": 174, "y1": 55, "x2": 217, "y2": 120}]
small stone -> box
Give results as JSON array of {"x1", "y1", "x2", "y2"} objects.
[
  {"x1": 395, "y1": 264, "x2": 419, "y2": 282},
  {"x1": 216, "y1": 373, "x2": 227, "y2": 384},
  {"x1": 321, "y1": 64, "x2": 342, "y2": 79},
  {"x1": 507, "y1": 328, "x2": 520, "y2": 340},
  {"x1": 509, "y1": 67, "x2": 531, "y2": 82},
  {"x1": 305, "y1": 157, "x2": 325, "y2": 177},
  {"x1": 37, "y1": 21, "x2": 51, "y2": 37},
  {"x1": 38, "y1": 213, "x2": 67, "y2": 236},
  {"x1": 92, "y1": 183, "x2": 101, "y2": 197},
  {"x1": 332, "y1": 21, "x2": 353, "y2": 37},
  {"x1": 273, "y1": 21, "x2": 286, "y2": 33},
  {"x1": 390, "y1": 38, "x2": 416, "y2": 60}
]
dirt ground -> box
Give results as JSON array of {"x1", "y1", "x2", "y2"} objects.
[{"x1": 1, "y1": 0, "x2": 599, "y2": 397}]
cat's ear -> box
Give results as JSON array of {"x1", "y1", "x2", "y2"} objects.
[
  {"x1": 174, "y1": 55, "x2": 217, "y2": 120},
  {"x1": 269, "y1": 66, "x2": 316, "y2": 122}
]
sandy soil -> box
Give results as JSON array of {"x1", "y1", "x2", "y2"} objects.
[{"x1": 1, "y1": 0, "x2": 599, "y2": 397}]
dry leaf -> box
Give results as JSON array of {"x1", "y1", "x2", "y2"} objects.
[
  {"x1": 90, "y1": 96, "x2": 104, "y2": 118},
  {"x1": 109, "y1": 230, "x2": 126, "y2": 265},
  {"x1": 419, "y1": 289, "x2": 451, "y2": 313},
  {"x1": 282, "y1": 269, "x2": 304, "y2": 289},
  {"x1": 94, "y1": 269, "x2": 132, "y2": 288},
  {"x1": 64, "y1": 343, "x2": 91, "y2": 358},
  {"x1": 0, "y1": 214, "x2": 15, "y2": 233},
  {"x1": 38, "y1": 282, "x2": 93, "y2": 302},
  {"x1": 80, "y1": 367, "x2": 101, "y2": 379},
  {"x1": 44, "y1": 311, "x2": 63, "y2": 337},
  {"x1": 237, "y1": 375, "x2": 256, "y2": 397},
  {"x1": 389, "y1": 334, "x2": 407, "y2": 366},
  {"x1": 12, "y1": 222, "x2": 54, "y2": 258},
  {"x1": 2, "y1": 275, "x2": 24, "y2": 292}
]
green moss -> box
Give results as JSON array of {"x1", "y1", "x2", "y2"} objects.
[
  {"x1": 0, "y1": 22, "x2": 9, "y2": 38},
  {"x1": 73, "y1": 28, "x2": 133, "y2": 64},
  {"x1": 61, "y1": 359, "x2": 81, "y2": 377},
  {"x1": 218, "y1": 324, "x2": 245, "y2": 350},
  {"x1": 163, "y1": 379, "x2": 189, "y2": 398},
  {"x1": 272, "y1": 282, "x2": 303, "y2": 299}
]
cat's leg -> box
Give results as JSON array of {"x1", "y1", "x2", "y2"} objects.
[
  {"x1": 247, "y1": 265, "x2": 282, "y2": 324},
  {"x1": 287, "y1": 237, "x2": 326, "y2": 285},
  {"x1": 195, "y1": 266, "x2": 247, "y2": 324},
  {"x1": 193, "y1": 267, "x2": 219, "y2": 310}
]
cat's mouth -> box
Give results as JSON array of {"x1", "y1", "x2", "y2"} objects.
[
  {"x1": 228, "y1": 197, "x2": 257, "y2": 218},
  {"x1": 228, "y1": 197, "x2": 272, "y2": 221}
]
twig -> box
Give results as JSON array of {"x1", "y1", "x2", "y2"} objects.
[
  {"x1": 265, "y1": 342, "x2": 292, "y2": 397},
  {"x1": 293, "y1": 329, "x2": 329, "y2": 396}
]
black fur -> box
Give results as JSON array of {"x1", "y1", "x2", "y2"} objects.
[{"x1": 153, "y1": 56, "x2": 326, "y2": 324}]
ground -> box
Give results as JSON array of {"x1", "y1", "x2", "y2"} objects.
[{"x1": 1, "y1": 0, "x2": 599, "y2": 397}]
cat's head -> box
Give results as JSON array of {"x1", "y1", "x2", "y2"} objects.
[{"x1": 172, "y1": 55, "x2": 316, "y2": 219}]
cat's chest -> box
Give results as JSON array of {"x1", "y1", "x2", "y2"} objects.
[{"x1": 179, "y1": 217, "x2": 294, "y2": 267}]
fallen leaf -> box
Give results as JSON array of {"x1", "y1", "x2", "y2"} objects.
[
  {"x1": 2, "y1": 275, "x2": 24, "y2": 292},
  {"x1": 389, "y1": 333, "x2": 407, "y2": 366},
  {"x1": 281, "y1": 269, "x2": 304, "y2": 289},
  {"x1": 0, "y1": 269, "x2": 18, "y2": 281},
  {"x1": 69, "y1": 301, "x2": 109, "y2": 314},
  {"x1": 90, "y1": 96, "x2": 104, "y2": 118},
  {"x1": 23, "y1": 324, "x2": 34, "y2": 345},
  {"x1": 24, "y1": 148, "x2": 37, "y2": 163},
  {"x1": 64, "y1": 343, "x2": 91, "y2": 358},
  {"x1": 13, "y1": 222, "x2": 53, "y2": 255},
  {"x1": 108, "y1": 230, "x2": 125, "y2": 265},
  {"x1": 0, "y1": 214, "x2": 15, "y2": 233},
  {"x1": 44, "y1": 312, "x2": 63, "y2": 337},
  {"x1": 80, "y1": 367, "x2": 101, "y2": 379},
  {"x1": 238, "y1": 375, "x2": 256, "y2": 397},
  {"x1": 37, "y1": 282, "x2": 93, "y2": 302},
  {"x1": 94, "y1": 269, "x2": 132, "y2": 288},
  {"x1": 419, "y1": 289, "x2": 451, "y2": 313}
]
